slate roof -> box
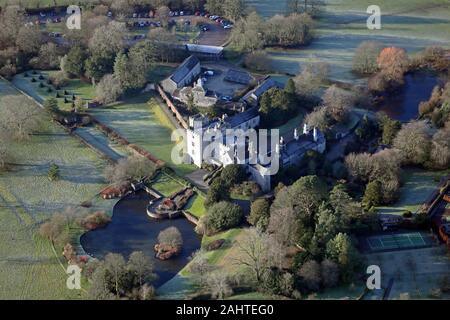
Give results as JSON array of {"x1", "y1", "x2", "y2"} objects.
[
  {"x1": 253, "y1": 77, "x2": 282, "y2": 98},
  {"x1": 242, "y1": 76, "x2": 283, "y2": 106},
  {"x1": 224, "y1": 69, "x2": 253, "y2": 85},
  {"x1": 170, "y1": 55, "x2": 200, "y2": 84},
  {"x1": 224, "y1": 107, "x2": 259, "y2": 128}
]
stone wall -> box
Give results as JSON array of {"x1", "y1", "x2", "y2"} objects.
[{"x1": 156, "y1": 84, "x2": 188, "y2": 129}]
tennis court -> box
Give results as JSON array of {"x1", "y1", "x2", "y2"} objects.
[{"x1": 366, "y1": 232, "x2": 432, "y2": 252}]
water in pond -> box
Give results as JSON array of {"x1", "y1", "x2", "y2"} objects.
[
  {"x1": 80, "y1": 191, "x2": 201, "y2": 288},
  {"x1": 375, "y1": 72, "x2": 441, "y2": 122}
]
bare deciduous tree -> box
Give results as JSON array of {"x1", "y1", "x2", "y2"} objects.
[
  {"x1": 304, "y1": 106, "x2": 330, "y2": 131},
  {"x1": 234, "y1": 228, "x2": 286, "y2": 284},
  {"x1": 188, "y1": 250, "x2": 212, "y2": 287},
  {"x1": 95, "y1": 74, "x2": 124, "y2": 104},
  {"x1": 294, "y1": 62, "x2": 329, "y2": 98},
  {"x1": 298, "y1": 260, "x2": 321, "y2": 292},
  {"x1": 322, "y1": 85, "x2": 354, "y2": 122},
  {"x1": 206, "y1": 272, "x2": 233, "y2": 300},
  {"x1": 104, "y1": 253, "x2": 127, "y2": 299},
  {"x1": 320, "y1": 259, "x2": 339, "y2": 288},
  {"x1": 128, "y1": 251, "x2": 155, "y2": 287},
  {"x1": 104, "y1": 155, "x2": 157, "y2": 185},
  {"x1": 0, "y1": 95, "x2": 42, "y2": 141},
  {"x1": 393, "y1": 121, "x2": 431, "y2": 166},
  {"x1": 430, "y1": 128, "x2": 450, "y2": 169},
  {"x1": 157, "y1": 226, "x2": 183, "y2": 249},
  {"x1": 352, "y1": 41, "x2": 383, "y2": 74}
]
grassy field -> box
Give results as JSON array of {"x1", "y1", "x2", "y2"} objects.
[
  {"x1": 89, "y1": 93, "x2": 197, "y2": 176},
  {"x1": 0, "y1": 79, "x2": 113, "y2": 299},
  {"x1": 377, "y1": 168, "x2": 450, "y2": 216},
  {"x1": 246, "y1": 0, "x2": 450, "y2": 83}
]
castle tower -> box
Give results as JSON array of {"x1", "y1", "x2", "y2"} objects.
[{"x1": 294, "y1": 128, "x2": 299, "y2": 140}]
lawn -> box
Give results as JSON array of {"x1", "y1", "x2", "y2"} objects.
[
  {"x1": 148, "y1": 65, "x2": 176, "y2": 84},
  {"x1": 377, "y1": 168, "x2": 450, "y2": 216},
  {"x1": 13, "y1": 71, "x2": 197, "y2": 176},
  {"x1": 0, "y1": 79, "x2": 113, "y2": 299},
  {"x1": 13, "y1": 71, "x2": 95, "y2": 111},
  {"x1": 184, "y1": 193, "x2": 207, "y2": 218},
  {"x1": 151, "y1": 172, "x2": 185, "y2": 197},
  {"x1": 88, "y1": 93, "x2": 197, "y2": 176}
]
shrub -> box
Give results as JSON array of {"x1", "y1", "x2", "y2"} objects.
[
  {"x1": 402, "y1": 211, "x2": 413, "y2": 218},
  {"x1": 80, "y1": 211, "x2": 111, "y2": 230},
  {"x1": 232, "y1": 181, "x2": 261, "y2": 197},
  {"x1": 44, "y1": 98, "x2": 59, "y2": 113},
  {"x1": 248, "y1": 198, "x2": 270, "y2": 230},
  {"x1": 205, "y1": 178, "x2": 230, "y2": 208},
  {"x1": 48, "y1": 163, "x2": 60, "y2": 181},
  {"x1": 206, "y1": 201, "x2": 243, "y2": 234},
  {"x1": 220, "y1": 164, "x2": 247, "y2": 188}
]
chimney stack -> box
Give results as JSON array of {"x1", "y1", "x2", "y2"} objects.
[{"x1": 303, "y1": 123, "x2": 309, "y2": 135}]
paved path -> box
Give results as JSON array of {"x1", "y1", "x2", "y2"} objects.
[
  {"x1": 75, "y1": 127, "x2": 125, "y2": 162},
  {"x1": 185, "y1": 169, "x2": 209, "y2": 192}
]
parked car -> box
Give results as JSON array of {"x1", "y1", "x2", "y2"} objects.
[
  {"x1": 204, "y1": 71, "x2": 214, "y2": 76},
  {"x1": 221, "y1": 96, "x2": 232, "y2": 102},
  {"x1": 180, "y1": 11, "x2": 184, "y2": 16},
  {"x1": 224, "y1": 24, "x2": 233, "y2": 29}
]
